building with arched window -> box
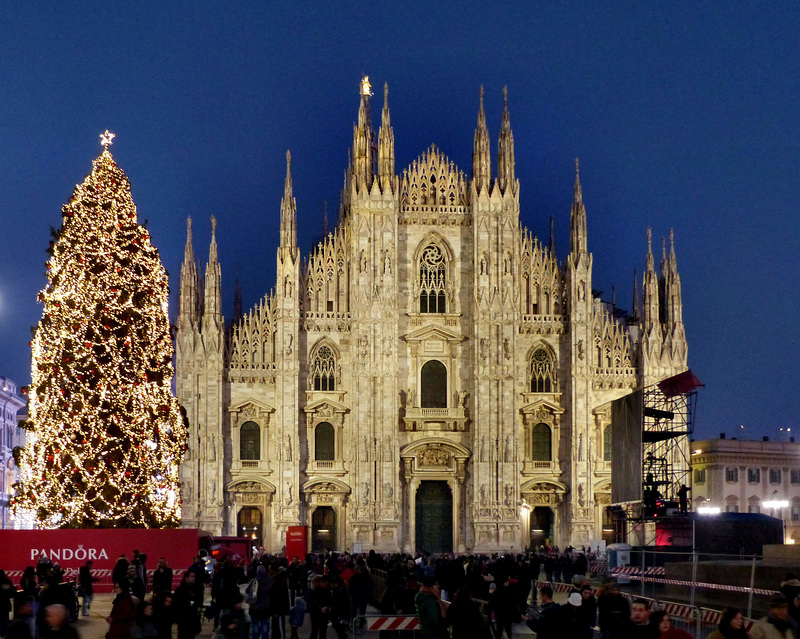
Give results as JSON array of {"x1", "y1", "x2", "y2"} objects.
[{"x1": 176, "y1": 79, "x2": 690, "y2": 552}]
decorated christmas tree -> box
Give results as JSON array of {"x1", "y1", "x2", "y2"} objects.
[{"x1": 13, "y1": 132, "x2": 186, "y2": 528}]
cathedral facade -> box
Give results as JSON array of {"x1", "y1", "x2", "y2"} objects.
[{"x1": 175, "y1": 79, "x2": 688, "y2": 553}]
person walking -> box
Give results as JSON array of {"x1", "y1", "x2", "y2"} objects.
[
  {"x1": 598, "y1": 582, "x2": 632, "y2": 639},
  {"x1": 107, "y1": 579, "x2": 136, "y2": 639},
  {"x1": 248, "y1": 565, "x2": 274, "y2": 639},
  {"x1": 78, "y1": 560, "x2": 98, "y2": 617},
  {"x1": 414, "y1": 576, "x2": 445, "y2": 639},
  {"x1": 522, "y1": 585, "x2": 561, "y2": 639},
  {"x1": 306, "y1": 576, "x2": 331, "y2": 639},
  {"x1": 173, "y1": 572, "x2": 203, "y2": 639},
  {"x1": 446, "y1": 587, "x2": 490, "y2": 639},
  {"x1": 152, "y1": 558, "x2": 174, "y2": 597}
]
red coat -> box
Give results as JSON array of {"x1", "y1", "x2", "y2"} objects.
[{"x1": 107, "y1": 594, "x2": 135, "y2": 639}]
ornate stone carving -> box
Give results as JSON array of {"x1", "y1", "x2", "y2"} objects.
[{"x1": 418, "y1": 444, "x2": 450, "y2": 467}]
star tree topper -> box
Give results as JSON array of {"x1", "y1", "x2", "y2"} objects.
[{"x1": 100, "y1": 130, "x2": 115, "y2": 148}]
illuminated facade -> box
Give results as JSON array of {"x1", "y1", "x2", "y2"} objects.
[
  {"x1": 0, "y1": 377, "x2": 25, "y2": 529},
  {"x1": 176, "y1": 81, "x2": 689, "y2": 552}
]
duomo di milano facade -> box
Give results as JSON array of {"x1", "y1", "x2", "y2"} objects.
[{"x1": 176, "y1": 78, "x2": 688, "y2": 554}]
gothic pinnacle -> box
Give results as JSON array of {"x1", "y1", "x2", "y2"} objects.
[{"x1": 574, "y1": 157, "x2": 582, "y2": 204}]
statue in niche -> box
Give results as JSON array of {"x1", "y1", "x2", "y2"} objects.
[
  {"x1": 284, "y1": 334, "x2": 293, "y2": 356},
  {"x1": 480, "y1": 338, "x2": 489, "y2": 362},
  {"x1": 284, "y1": 482, "x2": 293, "y2": 506},
  {"x1": 360, "y1": 250, "x2": 367, "y2": 273},
  {"x1": 284, "y1": 276, "x2": 293, "y2": 298},
  {"x1": 210, "y1": 435, "x2": 216, "y2": 461},
  {"x1": 578, "y1": 434, "x2": 584, "y2": 462},
  {"x1": 504, "y1": 484, "x2": 513, "y2": 506},
  {"x1": 383, "y1": 482, "x2": 393, "y2": 501},
  {"x1": 383, "y1": 436, "x2": 393, "y2": 462},
  {"x1": 358, "y1": 335, "x2": 369, "y2": 357},
  {"x1": 361, "y1": 482, "x2": 370, "y2": 505},
  {"x1": 457, "y1": 389, "x2": 469, "y2": 407},
  {"x1": 479, "y1": 484, "x2": 488, "y2": 506},
  {"x1": 210, "y1": 480, "x2": 217, "y2": 502},
  {"x1": 384, "y1": 253, "x2": 391, "y2": 275},
  {"x1": 578, "y1": 339, "x2": 585, "y2": 360},
  {"x1": 406, "y1": 388, "x2": 416, "y2": 407},
  {"x1": 503, "y1": 338, "x2": 512, "y2": 360},
  {"x1": 578, "y1": 281, "x2": 586, "y2": 301},
  {"x1": 578, "y1": 484, "x2": 585, "y2": 507},
  {"x1": 285, "y1": 435, "x2": 293, "y2": 462},
  {"x1": 479, "y1": 254, "x2": 487, "y2": 275}
]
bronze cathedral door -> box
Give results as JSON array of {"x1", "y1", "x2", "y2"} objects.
[{"x1": 415, "y1": 481, "x2": 453, "y2": 553}]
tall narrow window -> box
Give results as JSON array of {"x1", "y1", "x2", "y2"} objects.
[
  {"x1": 420, "y1": 360, "x2": 447, "y2": 408},
  {"x1": 531, "y1": 423, "x2": 552, "y2": 461},
  {"x1": 240, "y1": 422, "x2": 260, "y2": 460},
  {"x1": 312, "y1": 345, "x2": 336, "y2": 391},
  {"x1": 529, "y1": 347, "x2": 556, "y2": 393},
  {"x1": 603, "y1": 424, "x2": 612, "y2": 462},
  {"x1": 419, "y1": 244, "x2": 447, "y2": 313},
  {"x1": 315, "y1": 422, "x2": 335, "y2": 461}
]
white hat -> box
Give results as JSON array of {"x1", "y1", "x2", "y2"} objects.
[{"x1": 568, "y1": 592, "x2": 582, "y2": 606}]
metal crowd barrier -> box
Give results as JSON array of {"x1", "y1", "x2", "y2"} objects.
[{"x1": 351, "y1": 615, "x2": 420, "y2": 638}]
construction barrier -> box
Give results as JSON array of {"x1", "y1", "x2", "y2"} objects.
[{"x1": 352, "y1": 615, "x2": 420, "y2": 637}]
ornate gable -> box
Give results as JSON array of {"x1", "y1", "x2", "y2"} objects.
[{"x1": 399, "y1": 146, "x2": 470, "y2": 226}]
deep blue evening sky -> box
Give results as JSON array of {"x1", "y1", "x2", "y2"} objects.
[{"x1": 1, "y1": 3, "x2": 798, "y2": 440}]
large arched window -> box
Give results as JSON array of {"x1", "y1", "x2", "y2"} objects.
[
  {"x1": 419, "y1": 244, "x2": 447, "y2": 313},
  {"x1": 311, "y1": 345, "x2": 336, "y2": 391},
  {"x1": 603, "y1": 425, "x2": 612, "y2": 462},
  {"x1": 315, "y1": 422, "x2": 335, "y2": 461},
  {"x1": 420, "y1": 360, "x2": 447, "y2": 408},
  {"x1": 531, "y1": 423, "x2": 552, "y2": 461},
  {"x1": 529, "y1": 347, "x2": 557, "y2": 393},
  {"x1": 240, "y1": 422, "x2": 261, "y2": 460}
]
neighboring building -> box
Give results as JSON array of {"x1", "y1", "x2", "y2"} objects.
[
  {"x1": 176, "y1": 79, "x2": 689, "y2": 552},
  {"x1": 0, "y1": 377, "x2": 26, "y2": 529},
  {"x1": 691, "y1": 436, "x2": 800, "y2": 543}
]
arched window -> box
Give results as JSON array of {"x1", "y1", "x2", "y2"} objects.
[
  {"x1": 315, "y1": 422, "x2": 335, "y2": 461},
  {"x1": 312, "y1": 345, "x2": 336, "y2": 391},
  {"x1": 420, "y1": 360, "x2": 447, "y2": 408},
  {"x1": 529, "y1": 347, "x2": 556, "y2": 392},
  {"x1": 603, "y1": 425, "x2": 612, "y2": 462},
  {"x1": 531, "y1": 423, "x2": 552, "y2": 461},
  {"x1": 419, "y1": 244, "x2": 447, "y2": 313},
  {"x1": 240, "y1": 422, "x2": 260, "y2": 460}
]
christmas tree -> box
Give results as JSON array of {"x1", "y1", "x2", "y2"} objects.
[{"x1": 13, "y1": 132, "x2": 187, "y2": 528}]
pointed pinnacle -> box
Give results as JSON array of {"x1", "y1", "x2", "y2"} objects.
[
  {"x1": 503, "y1": 85, "x2": 508, "y2": 106},
  {"x1": 661, "y1": 236, "x2": 667, "y2": 260},
  {"x1": 670, "y1": 228, "x2": 676, "y2": 255},
  {"x1": 187, "y1": 216, "x2": 193, "y2": 239},
  {"x1": 384, "y1": 82, "x2": 389, "y2": 107},
  {"x1": 211, "y1": 215, "x2": 217, "y2": 237}
]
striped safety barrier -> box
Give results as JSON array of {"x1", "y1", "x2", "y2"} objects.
[
  {"x1": 365, "y1": 616, "x2": 420, "y2": 631},
  {"x1": 608, "y1": 571, "x2": 780, "y2": 596},
  {"x1": 611, "y1": 566, "x2": 666, "y2": 575}
]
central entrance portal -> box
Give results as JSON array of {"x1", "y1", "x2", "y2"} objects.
[
  {"x1": 311, "y1": 506, "x2": 337, "y2": 551},
  {"x1": 415, "y1": 481, "x2": 453, "y2": 553},
  {"x1": 530, "y1": 506, "x2": 554, "y2": 548}
]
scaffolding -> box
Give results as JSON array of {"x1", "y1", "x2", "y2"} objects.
[{"x1": 613, "y1": 370, "x2": 703, "y2": 546}]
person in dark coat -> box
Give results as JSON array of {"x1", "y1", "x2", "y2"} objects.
[
  {"x1": 268, "y1": 563, "x2": 290, "y2": 639},
  {"x1": 0, "y1": 569, "x2": 15, "y2": 636},
  {"x1": 348, "y1": 562, "x2": 373, "y2": 626},
  {"x1": 151, "y1": 593, "x2": 175, "y2": 639},
  {"x1": 579, "y1": 586, "x2": 598, "y2": 639},
  {"x1": 211, "y1": 561, "x2": 241, "y2": 628},
  {"x1": 248, "y1": 565, "x2": 274, "y2": 639},
  {"x1": 113, "y1": 556, "x2": 130, "y2": 586},
  {"x1": 597, "y1": 582, "x2": 631, "y2": 639},
  {"x1": 523, "y1": 585, "x2": 561, "y2": 639},
  {"x1": 173, "y1": 572, "x2": 203, "y2": 639},
  {"x1": 127, "y1": 566, "x2": 147, "y2": 603},
  {"x1": 107, "y1": 579, "x2": 136, "y2": 639},
  {"x1": 152, "y1": 558, "x2": 174, "y2": 597},
  {"x1": 306, "y1": 575, "x2": 332, "y2": 639},
  {"x1": 78, "y1": 560, "x2": 99, "y2": 616},
  {"x1": 131, "y1": 600, "x2": 160, "y2": 639},
  {"x1": 446, "y1": 587, "x2": 490, "y2": 639},
  {"x1": 330, "y1": 577, "x2": 351, "y2": 639}
]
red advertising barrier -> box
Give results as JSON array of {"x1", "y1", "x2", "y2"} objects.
[
  {"x1": 0, "y1": 528, "x2": 200, "y2": 589},
  {"x1": 285, "y1": 526, "x2": 307, "y2": 560}
]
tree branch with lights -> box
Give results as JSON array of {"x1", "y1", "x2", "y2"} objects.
[{"x1": 13, "y1": 132, "x2": 187, "y2": 528}]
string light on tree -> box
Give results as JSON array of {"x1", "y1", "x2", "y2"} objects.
[{"x1": 12, "y1": 132, "x2": 187, "y2": 528}]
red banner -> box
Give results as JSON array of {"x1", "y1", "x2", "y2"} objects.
[
  {"x1": 0, "y1": 528, "x2": 200, "y2": 589},
  {"x1": 285, "y1": 526, "x2": 307, "y2": 560}
]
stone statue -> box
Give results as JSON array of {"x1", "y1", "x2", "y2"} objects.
[
  {"x1": 479, "y1": 484, "x2": 488, "y2": 506},
  {"x1": 361, "y1": 481, "x2": 370, "y2": 505},
  {"x1": 284, "y1": 276, "x2": 293, "y2": 298},
  {"x1": 383, "y1": 482, "x2": 393, "y2": 501},
  {"x1": 504, "y1": 484, "x2": 513, "y2": 506},
  {"x1": 503, "y1": 338, "x2": 512, "y2": 360},
  {"x1": 285, "y1": 434, "x2": 293, "y2": 462},
  {"x1": 480, "y1": 338, "x2": 489, "y2": 362},
  {"x1": 406, "y1": 388, "x2": 416, "y2": 407},
  {"x1": 578, "y1": 433, "x2": 584, "y2": 462},
  {"x1": 210, "y1": 480, "x2": 217, "y2": 502},
  {"x1": 505, "y1": 435, "x2": 513, "y2": 463},
  {"x1": 284, "y1": 482, "x2": 293, "y2": 505},
  {"x1": 210, "y1": 435, "x2": 217, "y2": 461},
  {"x1": 285, "y1": 334, "x2": 293, "y2": 356}
]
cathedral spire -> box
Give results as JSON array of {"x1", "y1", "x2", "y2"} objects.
[
  {"x1": 496, "y1": 86, "x2": 516, "y2": 195},
  {"x1": 178, "y1": 217, "x2": 198, "y2": 329},
  {"x1": 351, "y1": 76, "x2": 376, "y2": 193},
  {"x1": 549, "y1": 216, "x2": 556, "y2": 258},
  {"x1": 280, "y1": 150, "x2": 297, "y2": 254},
  {"x1": 631, "y1": 268, "x2": 640, "y2": 321},
  {"x1": 378, "y1": 82, "x2": 395, "y2": 193},
  {"x1": 203, "y1": 215, "x2": 222, "y2": 324},
  {"x1": 642, "y1": 228, "x2": 660, "y2": 332},
  {"x1": 569, "y1": 158, "x2": 587, "y2": 257},
  {"x1": 472, "y1": 85, "x2": 491, "y2": 194},
  {"x1": 663, "y1": 229, "x2": 684, "y2": 330}
]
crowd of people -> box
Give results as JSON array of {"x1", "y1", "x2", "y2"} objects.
[{"x1": 1, "y1": 547, "x2": 799, "y2": 639}]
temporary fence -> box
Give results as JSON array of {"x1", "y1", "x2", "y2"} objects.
[
  {"x1": 6, "y1": 567, "x2": 186, "y2": 590},
  {"x1": 352, "y1": 615, "x2": 420, "y2": 638}
]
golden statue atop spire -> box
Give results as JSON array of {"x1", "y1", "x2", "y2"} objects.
[
  {"x1": 360, "y1": 75, "x2": 372, "y2": 97},
  {"x1": 100, "y1": 130, "x2": 115, "y2": 149}
]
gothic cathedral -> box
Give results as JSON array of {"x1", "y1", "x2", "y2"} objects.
[{"x1": 176, "y1": 79, "x2": 688, "y2": 553}]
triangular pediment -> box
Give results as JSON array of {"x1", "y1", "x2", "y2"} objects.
[
  {"x1": 403, "y1": 324, "x2": 464, "y2": 344},
  {"x1": 303, "y1": 398, "x2": 349, "y2": 414},
  {"x1": 519, "y1": 398, "x2": 564, "y2": 415},
  {"x1": 228, "y1": 398, "x2": 275, "y2": 415}
]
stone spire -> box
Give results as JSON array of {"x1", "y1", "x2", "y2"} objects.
[
  {"x1": 351, "y1": 76, "x2": 376, "y2": 193},
  {"x1": 280, "y1": 150, "x2": 297, "y2": 256},
  {"x1": 631, "y1": 268, "x2": 640, "y2": 321},
  {"x1": 549, "y1": 216, "x2": 556, "y2": 257},
  {"x1": 203, "y1": 215, "x2": 222, "y2": 324},
  {"x1": 569, "y1": 158, "x2": 587, "y2": 257},
  {"x1": 663, "y1": 229, "x2": 683, "y2": 330},
  {"x1": 642, "y1": 228, "x2": 660, "y2": 332},
  {"x1": 377, "y1": 82, "x2": 395, "y2": 193},
  {"x1": 496, "y1": 86, "x2": 515, "y2": 194},
  {"x1": 472, "y1": 86, "x2": 491, "y2": 194},
  {"x1": 178, "y1": 217, "x2": 198, "y2": 329}
]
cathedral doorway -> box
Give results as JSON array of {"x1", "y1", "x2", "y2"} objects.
[
  {"x1": 415, "y1": 481, "x2": 453, "y2": 553},
  {"x1": 529, "y1": 507, "x2": 553, "y2": 548},
  {"x1": 237, "y1": 507, "x2": 263, "y2": 550},
  {"x1": 311, "y1": 506, "x2": 337, "y2": 551}
]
